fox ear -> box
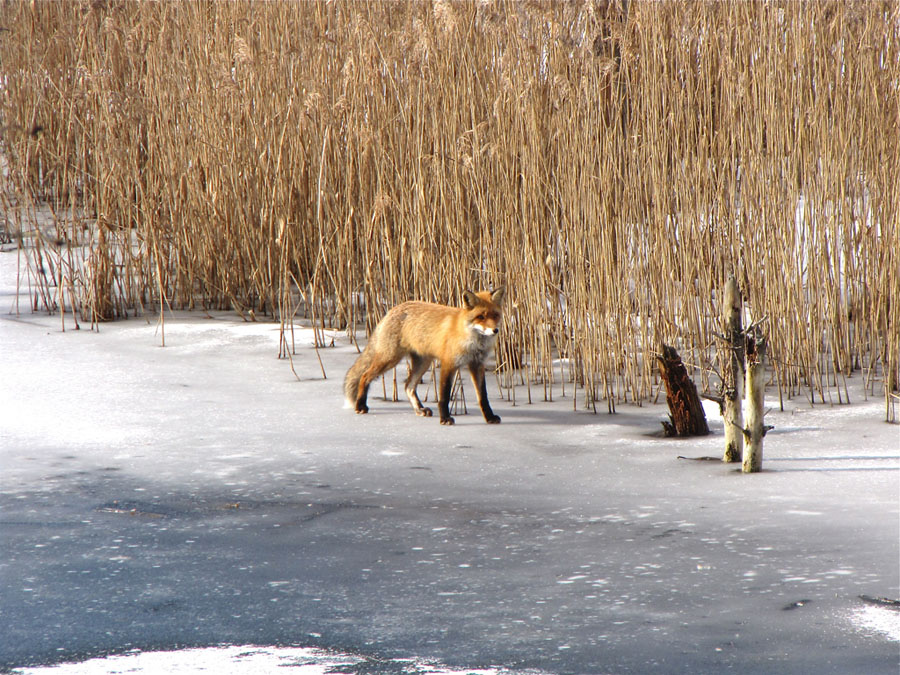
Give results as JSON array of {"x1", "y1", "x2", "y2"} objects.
[
  {"x1": 490, "y1": 287, "x2": 506, "y2": 304},
  {"x1": 462, "y1": 290, "x2": 479, "y2": 309}
]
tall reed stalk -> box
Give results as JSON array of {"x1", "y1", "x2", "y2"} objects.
[{"x1": 2, "y1": 1, "x2": 897, "y2": 415}]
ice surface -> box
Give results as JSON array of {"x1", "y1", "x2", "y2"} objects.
[{"x1": 1, "y1": 247, "x2": 898, "y2": 675}]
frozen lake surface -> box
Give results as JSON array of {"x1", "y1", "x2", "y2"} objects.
[{"x1": 1, "y1": 249, "x2": 898, "y2": 674}]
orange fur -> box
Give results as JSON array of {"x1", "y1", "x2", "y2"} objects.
[{"x1": 344, "y1": 288, "x2": 505, "y2": 425}]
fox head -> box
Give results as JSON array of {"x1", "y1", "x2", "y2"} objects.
[{"x1": 462, "y1": 287, "x2": 505, "y2": 337}]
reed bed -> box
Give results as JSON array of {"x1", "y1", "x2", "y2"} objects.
[{"x1": 1, "y1": 0, "x2": 897, "y2": 416}]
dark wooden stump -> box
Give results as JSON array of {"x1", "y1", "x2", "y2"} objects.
[{"x1": 657, "y1": 344, "x2": 710, "y2": 437}]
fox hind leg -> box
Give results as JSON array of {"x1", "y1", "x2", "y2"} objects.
[
  {"x1": 355, "y1": 355, "x2": 400, "y2": 414},
  {"x1": 354, "y1": 372, "x2": 372, "y2": 414},
  {"x1": 405, "y1": 353, "x2": 433, "y2": 417}
]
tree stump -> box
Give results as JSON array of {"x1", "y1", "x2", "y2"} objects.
[
  {"x1": 742, "y1": 334, "x2": 767, "y2": 473},
  {"x1": 658, "y1": 344, "x2": 710, "y2": 437},
  {"x1": 722, "y1": 277, "x2": 745, "y2": 462}
]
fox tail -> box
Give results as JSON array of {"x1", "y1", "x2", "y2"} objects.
[{"x1": 344, "y1": 345, "x2": 375, "y2": 408}]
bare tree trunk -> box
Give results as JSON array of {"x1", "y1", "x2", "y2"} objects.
[
  {"x1": 722, "y1": 277, "x2": 745, "y2": 462},
  {"x1": 658, "y1": 344, "x2": 710, "y2": 437},
  {"x1": 742, "y1": 335, "x2": 767, "y2": 473}
]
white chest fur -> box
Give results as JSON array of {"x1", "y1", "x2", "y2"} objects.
[{"x1": 455, "y1": 331, "x2": 497, "y2": 367}]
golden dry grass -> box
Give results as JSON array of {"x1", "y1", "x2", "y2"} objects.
[{"x1": 1, "y1": 0, "x2": 897, "y2": 415}]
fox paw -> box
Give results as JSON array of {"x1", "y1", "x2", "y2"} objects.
[
  {"x1": 355, "y1": 404, "x2": 369, "y2": 414},
  {"x1": 440, "y1": 416, "x2": 455, "y2": 426},
  {"x1": 485, "y1": 415, "x2": 501, "y2": 424},
  {"x1": 416, "y1": 407, "x2": 433, "y2": 417}
]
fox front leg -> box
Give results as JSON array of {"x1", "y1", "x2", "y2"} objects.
[
  {"x1": 469, "y1": 363, "x2": 501, "y2": 424},
  {"x1": 438, "y1": 363, "x2": 457, "y2": 425}
]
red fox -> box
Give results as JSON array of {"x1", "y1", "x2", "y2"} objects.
[{"x1": 344, "y1": 288, "x2": 505, "y2": 425}]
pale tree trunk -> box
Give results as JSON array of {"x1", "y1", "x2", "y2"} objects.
[
  {"x1": 722, "y1": 277, "x2": 744, "y2": 462},
  {"x1": 742, "y1": 335, "x2": 767, "y2": 473}
]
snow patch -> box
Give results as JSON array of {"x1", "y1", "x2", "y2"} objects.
[
  {"x1": 850, "y1": 606, "x2": 900, "y2": 642},
  {"x1": 14, "y1": 645, "x2": 533, "y2": 674}
]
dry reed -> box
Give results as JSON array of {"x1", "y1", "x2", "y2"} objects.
[{"x1": 1, "y1": 0, "x2": 897, "y2": 416}]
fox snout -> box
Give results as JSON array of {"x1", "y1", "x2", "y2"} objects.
[{"x1": 473, "y1": 324, "x2": 499, "y2": 337}]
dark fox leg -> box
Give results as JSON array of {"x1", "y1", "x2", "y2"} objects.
[
  {"x1": 355, "y1": 356, "x2": 399, "y2": 414},
  {"x1": 354, "y1": 372, "x2": 372, "y2": 414},
  {"x1": 438, "y1": 363, "x2": 458, "y2": 425},
  {"x1": 405, "y1": 353, "x2": 434, "y2": 417},
  {"x1": 469, "y1": 363, "x2": 501, "y2": 424}
]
